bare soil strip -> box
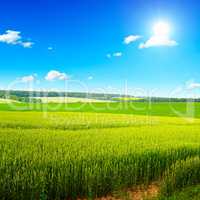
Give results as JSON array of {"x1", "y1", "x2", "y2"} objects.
[{"x1": 77, "y1": 183, "x2": 160, "y2": 200}]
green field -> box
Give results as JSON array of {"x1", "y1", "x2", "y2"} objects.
[
  {"x1": 32, "y1": 97, "x2": 113, "y2": 103},
  {"x1": 0, "y1": 102, "x2": 200, "y2": 199},
  {"x1": 159, "y1": 185, "x2": 200, "y2": 200},
  {"x1": 112, "y1": 97, "x2": 143, "y2": 101},
  {"x1": 1, "y1": 102, "x2": 200, "y2": 118},
  {"x1": 0, "y1": 98, "x2": 19, "y2": 103}
]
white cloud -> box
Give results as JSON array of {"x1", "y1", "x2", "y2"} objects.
[
  {"x1": 139, "y1": 35, "x2": 178, "y2": 49},
  {"x1": 48, "y1": 47, "x2": 53, "y2": 50},
  {"x1": 0, "y1": 30, "x2": 21, "y2": 44},
  {"x1": 0, "y1": 30, "x2": 34, "y2": 48},
  {"x1": 20, "y1": 41, "x2": 34, "y2": 48},
  {"x1": 45, "y1": 70, "x2": 70, "y2": 81},
  {"x1": 106, "y1": 52, "x2": 122, "y2": 58},
  {"x1": 88, "y1": 76, "x2": 93, "y2": 80},
  {"x1": 106, "y1": 53, "x2": 111, "y2": 58},
  {"x1": 124, "y1": 35, "x2": 141, "y2": 44},
  {"x1": 59, "y1": 73, "x2": 69, "y2": 80},
  {"x1": 187, "y1": 83, "x2": 200, "y2": 90},
  {"x1": 113, "y1": 52, "x2": 122, "y2": 57},
  {"x1": 20, "y1": 75, "x2": 35, "y2": 83}
]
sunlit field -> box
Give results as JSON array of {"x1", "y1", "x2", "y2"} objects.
[
  {"x1": 0, "y1": 98, "x2": 19, "y2": 103},
  {"x1": 33, "y1": 97, "x2": 113, "y2": 103},
  {"x1": 1, "y1": 0, "x2": 200, "y2": 199},
  {"x1": 1, "y1": 103, "x2": 200, "y2": 199},
  {"x1": 1, "y1": 102, "x2": 200, "y2": 118}
]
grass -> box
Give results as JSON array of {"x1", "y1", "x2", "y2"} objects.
[
  {"x1": 0, "y1": 110, "x2": 200, "y2": 199},
  {"x1": 161, "y1": 157, "x2": 200, "y2": 196},
  {"x1": 159, "y1": 185, "x2": 200, "y2": 200},
  {"x1": 0, "y1": 102, "x2": 200, "y2": 118}
]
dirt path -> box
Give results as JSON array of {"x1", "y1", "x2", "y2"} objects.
[
  {"x1": 127, "y1": 184, "x2": 159, "y2": 200},
  {"x1": 78, "y1": 183, "x2": 160, "y2": 200}
]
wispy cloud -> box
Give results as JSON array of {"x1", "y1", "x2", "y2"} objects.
[
  {"x1": 113, "y1": 52, "x2": 122, "y2": 57},
  {"x1": 88, "y1": 76, "x2": 93, "y2": 80},
  {"x1": 48, "y1": 47, "x2": 53, "y2": 50},
  {"x1": 20, "y1": 75, "x2": 36, "y2": 83},
  {"x1": 124, "y1": 35, "x2": 141, "y2": 44},
  {"x1": 106, "y1": 53, "x2": 111, "y2": 58},
  {"x1": 45, "y1": 70, "x2": 70, "y2": 81},
  {"x1": 187, "y1": 82, "x2": 200, "y2": 90},
  {"x1": 139, "y1": 35, "x2": 178, "y2": 49},
  {"x1": 21, "y1": 42, "x2": 34, "y2": 48},
  {"x1": 107, "y1": 52, "x2": 122, "y2": 58},
  {"x1": 0, "y1": 30, "x2": 34, "y2": 48}
]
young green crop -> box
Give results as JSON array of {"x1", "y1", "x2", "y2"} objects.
[
  {"x1": 158, "y1": 185, "x2": 200, "y2": 200},
  {"x1": 0, "y1": 102, "x2": 200, "y2": 118},
  {"x1": 0, "y1": 111, "x2": 200, "y2": 199},
  {"x1": 161, "y1": 157, "x2": 200, "y2": 196}
]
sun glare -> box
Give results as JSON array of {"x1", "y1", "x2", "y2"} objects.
[{"x1": 153, "y1": 21, "x2": 170, "y2": 36}]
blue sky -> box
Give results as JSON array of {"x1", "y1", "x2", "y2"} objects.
[{"x1": 0, "y1": 0, "x2": 200, "y2": 97}]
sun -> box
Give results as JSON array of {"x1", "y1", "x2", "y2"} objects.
[{"x1": 153, "y1": 21, "x2": 170, "y2": 36}]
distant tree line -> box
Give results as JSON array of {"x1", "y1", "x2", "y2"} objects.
[
  {"x1": 0, "y1": 91, "x2": 41, "y2": 103},
  {"x1": 0, "y1": 90, "x2": 200, "y2": 102},
  {"x1": 0, "y1": 90, "x2": 120, "y2": 101},
  {"x1": 146, "y1": 97, "x2": 200, "y2": 102}
]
